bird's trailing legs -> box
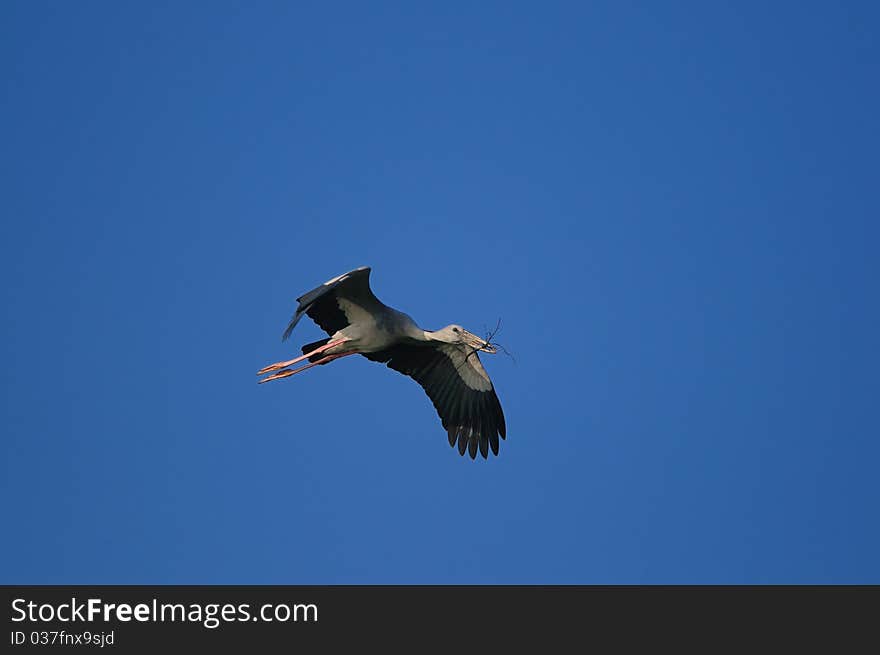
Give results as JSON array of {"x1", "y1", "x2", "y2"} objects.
[
  {"x1": 257, "y1": 337, "x2": 353, "y2": 384},
  {"x1": 257, "y1": 337, "x2": 349, "y2": 376},
  {"x1": 258, "y1": 352, "x2": 354, "y2": 384}
]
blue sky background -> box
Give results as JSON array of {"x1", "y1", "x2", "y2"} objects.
[{"x1": 2, "y1": 2, "x2": 878, "y2": 583}]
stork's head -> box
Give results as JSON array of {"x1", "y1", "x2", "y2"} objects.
[{"x1": 435, "y1": 324, "x2": 497, "y2": 354}]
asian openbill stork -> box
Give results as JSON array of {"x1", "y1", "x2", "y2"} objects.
[{"x1": 257, "y1": 266, "x2": 506, "y2": 459}]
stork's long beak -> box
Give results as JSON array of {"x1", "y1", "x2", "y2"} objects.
[{"x1": 464, "y1": 330, "x2": 496, "y2": 354}]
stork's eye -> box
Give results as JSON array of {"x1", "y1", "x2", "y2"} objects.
[{"x1": 452, "y1": 327, "x2": 459, "y2": 333}]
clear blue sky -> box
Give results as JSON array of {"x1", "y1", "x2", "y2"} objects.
[{"x1": 2, "y1": 2, "x2": 878, "y2": 584}]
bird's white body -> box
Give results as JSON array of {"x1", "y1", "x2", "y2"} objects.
[{"x1": 331, "y1": 300, "x2": 421, "y2": 354}]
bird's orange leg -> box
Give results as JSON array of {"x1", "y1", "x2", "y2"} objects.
[
  {"x1": 257, "y1": 338, "x2": 349, "y2": 376},
  {"x1": 257, "y1": 352, "x2": 355, "y2": 384}
]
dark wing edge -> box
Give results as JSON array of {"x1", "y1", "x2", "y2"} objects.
[
  {"x1": 364, "y1": 343, "x2": 507, "y2": 459},
  {"x1": 281, "y1": 266, "x2": 376, "y2": 341}
]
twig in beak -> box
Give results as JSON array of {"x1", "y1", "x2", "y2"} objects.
[{"x1": 483, "y1": 317, "x2": 515, "y2": 364}]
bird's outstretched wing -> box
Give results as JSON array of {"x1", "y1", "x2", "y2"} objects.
[
  {"x1": 364, "y1": 342, "x2": 507, "y2": 459},
  {"x1": 282, "y1": 266, "x2": 384, "y2": 341}
]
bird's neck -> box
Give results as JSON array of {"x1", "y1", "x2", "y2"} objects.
[{"x1": 394, "y1": 313, "x2": 434, "y2": 343}]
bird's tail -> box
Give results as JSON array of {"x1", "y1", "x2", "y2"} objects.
[{"x1": 301, "y1": 338, "x2": 331, "y2": 362}]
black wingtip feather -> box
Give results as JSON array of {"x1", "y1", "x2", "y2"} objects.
[{"x1": 281, "y1": 311, "x2": 303, "y2": 342}]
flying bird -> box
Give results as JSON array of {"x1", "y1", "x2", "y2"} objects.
[{"x1": 257, "y1": 266, "x2": 506, "y2": 459}]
